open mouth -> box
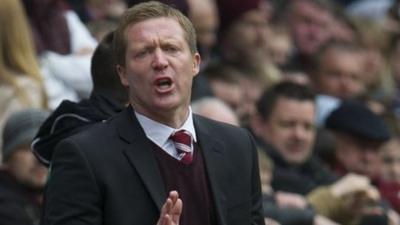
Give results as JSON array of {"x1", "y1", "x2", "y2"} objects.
[{"x1": 155, "y1": 77, "x2": 173, "y2": 91}]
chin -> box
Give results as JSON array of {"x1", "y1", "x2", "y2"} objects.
[
  {"x1": 155, "y1": 98, "x2": 184, "y2": 111},
  {"x1": 154, "y1": 103, "x2": 179, "y2": 112},
  {"x1": 290, "y1": 153, "x2": 308, "y2": 163}
]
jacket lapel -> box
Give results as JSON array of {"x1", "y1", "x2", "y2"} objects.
[
  {"x1": 114, "y1": 110, "x2": 230, "y2": 223},
  {"x1": 116, "y1": 107, "x2": 167, "y2": 210},
  {"x1": 194, "y1": 115, "x2": 228, "y2": 225}
]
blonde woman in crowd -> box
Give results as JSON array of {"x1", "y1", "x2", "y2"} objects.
[{"x1": 0, "y1": 0, "x2": 47, "y2": 154}]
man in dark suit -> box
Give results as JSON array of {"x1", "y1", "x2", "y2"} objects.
[{"x1": 41, "y1": 1, "x2": 264, "y2": 225}]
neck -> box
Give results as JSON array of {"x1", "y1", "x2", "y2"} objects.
[
  {"x1": 132, "y1": 105, "x2": 190, "y2": 128},
  {"x1": 158, "y1": 108, "x2": 190, "y2": 128}
]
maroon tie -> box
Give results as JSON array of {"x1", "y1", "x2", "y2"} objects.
[{"x1": 170, "y1": 130, "x2": 193, "y2": 164}]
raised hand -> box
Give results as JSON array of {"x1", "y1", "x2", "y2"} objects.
[{"x1": 157, "y1": 191, "x2": 183, "y2": 225}]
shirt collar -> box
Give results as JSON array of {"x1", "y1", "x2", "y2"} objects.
[{"x1": 134, "y1": 107, "x2": 197, "y2": 148}]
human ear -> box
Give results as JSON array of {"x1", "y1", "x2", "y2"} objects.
[
  {"x1": 116, "y1": 64, "x2": 129, "y2": 87},
  {"x1": 192, "y1": 53, "x2": 201, "y2": 77}
]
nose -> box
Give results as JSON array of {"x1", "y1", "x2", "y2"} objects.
[
  {"x1": 151, "y1": 48, "x2": 168, "y2": 70},
  {"x1": 293, "y1": 125, "x2": 308, "y2": 140}
]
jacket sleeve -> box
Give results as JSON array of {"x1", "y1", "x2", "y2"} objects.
[{"x1": 41, "y1": 138, "x2": 102, "y2": 225}]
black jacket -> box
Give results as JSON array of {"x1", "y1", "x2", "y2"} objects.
[
  {"x1": 41, "y1": 107, "x2": 265, "y2": 225},
  {"x1": 256, "y1": 137, "x2": 337, "y2": 195},
  {"x1": 33, "y1": 94, "x2": 124, "y2": 166}
]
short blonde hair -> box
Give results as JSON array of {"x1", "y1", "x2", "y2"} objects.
[{"x1": 114, "y1": 1, "x2": 197, "y2": 66}]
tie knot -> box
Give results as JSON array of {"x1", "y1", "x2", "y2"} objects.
[
  {"x1": 170, "y1": 130, "x2": 193, "y2": 164},
  {"x1": 170, "y1": 130, "x2": 192, "y2": 147}
]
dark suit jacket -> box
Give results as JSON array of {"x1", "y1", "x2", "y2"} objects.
[{"x1": 41, "y1": 107, "x2": 264, "y2": 225}]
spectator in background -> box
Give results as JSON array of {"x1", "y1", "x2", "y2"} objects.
[
  {"x1": 252, "y1": 82, "x2": 347, "y2": 225},
  {"x1": 216, "y1": 0, "x2": 269, "y2": 67},
  {"x1": 187, "y1": 0, "x2": 219, "y2": 68},
  {"x1": 282, "y1": 0, "x2": 335, "y2": 73},
  {"x1": 318, "y1": 101, "x2": 400, "y2": 225},
  {"x1": 191, "y1": 97, "x2": 239, "y2": 126},
  {"x1": 307, "y1": 40, "x2": 371, "y2": 128},
  {"x1": 215, "y1": 0, "x2": 282, "y2": 124},
  {"x1": 311, "y1": 40, "x2": 366, "y2": 100},
  {"x1": 355, "y1": 20, "x2": 395, "y2": 105},
  {"x1": 22, "y1": 0, "x2": 98, "y2": 109},
  {"x1": 216, "y1": 0, "x2": 282, "y2": 87},
  {"x1": 251, "y1": 81, "x2": 336, "y2": 195},
  {"x1": 0, "y1": 109, "x2": 49, "y2": 225},
  {"x1": 265, "y1": 24, "x2": 294, "y2": 69},
  {"x1": 203, "y1": 64, "x2": 243, "y2": 115},
  {"x1": 252, "y1": 83, "x2": 398, "y2": 225},
  {"x1": 203, "y1": 62, "x2": 270, "y2": 126},
  {"x1": 0, "y1": 0, "x2": 47, "y2": 158},
  {"x1": 310, "y1": 100, "x2": 400, "y2": 224},
  {"x1": 32, "y1": 31, "x2": 128, "y2": 167},
  {"x1": 325, "y1": 101, "x2": 390, "y2": 181}
]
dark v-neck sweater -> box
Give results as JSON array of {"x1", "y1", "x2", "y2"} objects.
[{"x1": 152, "y1": 141, "x2": 217, "y2": 225}]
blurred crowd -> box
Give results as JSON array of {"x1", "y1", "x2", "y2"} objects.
[{"x1": 3, "y1": 0, "x2": 400, "y2": 224}]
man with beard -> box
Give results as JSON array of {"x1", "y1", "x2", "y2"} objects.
[{"x1": 0, "y1": 109, "x2": 49, "y2": 225}]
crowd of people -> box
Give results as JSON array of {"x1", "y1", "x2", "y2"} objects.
[{"x1": 2, "y1": 0, "x2": 400, "y2": 225}]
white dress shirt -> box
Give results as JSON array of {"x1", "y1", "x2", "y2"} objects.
[{"x1": 135, "y1": 107, "x2": 197, "y2": 159}]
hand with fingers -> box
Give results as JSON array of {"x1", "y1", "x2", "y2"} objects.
[{"x1": 157, "y1": 191, "x2": 183, "y2": 225}]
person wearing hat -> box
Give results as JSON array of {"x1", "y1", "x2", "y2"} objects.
[
  {"x1": 0, "y1": 109, "x2": 49, "y2": 225},
  {"x1": 307, "y1": 101, "x2": 400, "y2": 225},
  {"x1": 325, "y1": 101, "x2": 390, "y2": 180}
]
